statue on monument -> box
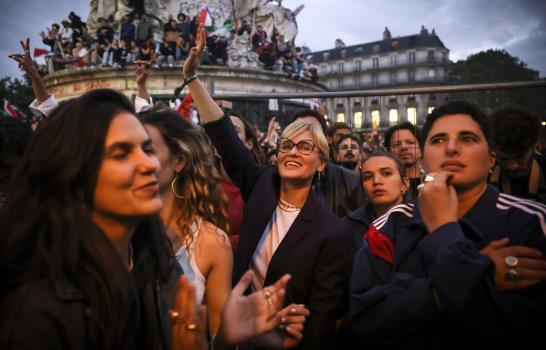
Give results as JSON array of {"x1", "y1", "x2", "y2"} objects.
[
  {"x1": 87, "y1": 0, "x2": 303, "y2": 69},
  {"x1": 87, "y1": 0, "x2": 171, "y2": 31}
]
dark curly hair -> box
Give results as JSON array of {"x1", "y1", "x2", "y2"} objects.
[{"x1": 490, "y1": 106, "x2": 539, "y2": 157}]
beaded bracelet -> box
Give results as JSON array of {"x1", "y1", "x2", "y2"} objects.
[{"x1": 170, "y1": 74, "x2": 198, "y2": 102}]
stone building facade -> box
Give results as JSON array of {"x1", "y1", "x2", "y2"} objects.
[{"x1": 310, "y1": 26, "x2": 450, "y2": 130}]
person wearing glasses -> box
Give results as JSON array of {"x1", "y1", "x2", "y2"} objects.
[
  {"x1": 334, "y1": 134, "x2": 363, "y2": 173},
  {"x1": 182, "y1": 25, "x2": 358, "y2": 350}
]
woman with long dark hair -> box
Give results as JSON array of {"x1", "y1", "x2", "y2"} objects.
[{"x1": 0, "y1": 89, "x2": 179, "y2": 349}]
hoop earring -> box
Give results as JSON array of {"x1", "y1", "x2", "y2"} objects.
[{"x1": 171, "y1": 176, "x2": 184, "y2": 199}]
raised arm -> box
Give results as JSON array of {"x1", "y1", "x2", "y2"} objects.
[
  {"x1": 184, "y1": 24, "x2": 223, "y2": 123},
  {"x1": 10, "y1": 38, "x2": 49, "y2": 104},
  {"x1": 183, "y1": 24, "x2": 262, "y2": 197}
]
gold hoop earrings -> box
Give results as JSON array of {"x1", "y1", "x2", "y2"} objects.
[{"x1": 171, "y1": 176, "x2": 184, "y2": 199}]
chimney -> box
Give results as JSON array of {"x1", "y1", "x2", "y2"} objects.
[
  {"x1": 335, "y1": 38, "x2": 346, "y2": 48},
  {"x1": 383, "y1": 27, "x2": 391, "y2": 40},
  {"x1": 420, "y1": 25, "x2": 429, "y2": 36}
]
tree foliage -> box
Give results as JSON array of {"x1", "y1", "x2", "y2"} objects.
[
  {"x1": 0, "y1": 75, "x2": 34, "y2": 117},
  {"x1": 448, "y1": 49, "x2": 546, "y2": 119}
]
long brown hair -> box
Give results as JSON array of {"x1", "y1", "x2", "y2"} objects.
[{"x1": 139, "y1": 109, "x2": 229, "y2": 249}]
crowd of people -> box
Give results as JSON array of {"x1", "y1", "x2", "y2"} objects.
[
  {"x1": 35, "y1": 11, "x2": 318, "y2": 81},
  {"x1": 1, "y1": 24, "x2": 545, "y2": 350}
]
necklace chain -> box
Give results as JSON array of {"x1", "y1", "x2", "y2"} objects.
[
  {"x1": 278, "y1": 198, "x2": 302, "y2": 212},
  {"x1": 128, "y1": 242, "x2": 134, "y2": 272}
]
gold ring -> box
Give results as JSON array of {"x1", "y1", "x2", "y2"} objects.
[
  {"x1": 185, "y1": 323, "x2": 197, "y2": 331},
  {"x1": 168, "y1": 310, "x2": 184, "y2": 323}
]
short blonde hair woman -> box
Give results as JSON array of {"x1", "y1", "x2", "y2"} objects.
[{"x1": 182, "y1": 24, "x2": 359, "y2": 349}]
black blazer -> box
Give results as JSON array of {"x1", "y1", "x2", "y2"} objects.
[{"x1": 204, "y1": 115, "x2": 358, "y2": 350}]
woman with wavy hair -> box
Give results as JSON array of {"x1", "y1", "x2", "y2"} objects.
[{"x1": 139, "y1": 109, "x2": 233, "y2": 337}]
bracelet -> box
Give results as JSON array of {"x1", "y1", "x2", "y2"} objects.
[
  {"x1": 183, "y1": 73, "x2": 198, "y2": 87},
  {"x1": 171, "y1": 74, "x2": 198, "y2": 102}
]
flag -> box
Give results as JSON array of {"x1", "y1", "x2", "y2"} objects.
[
  {"x1": 177, "y1": 93, "x2": 193, "y2": 119},
  {"x1": 198, "y1": 7, "x2": 215, "y2": 33},
  {"x1": 33, "y1": 48, "x2": 52, "y2": 57},
  {"x1": 3, "y1": 99, "x2": 21, "y2": 118},
  {"x1": 292, "y1": 4, "x2": 305, "y2": 17}
]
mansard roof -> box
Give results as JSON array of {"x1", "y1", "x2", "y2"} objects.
[{"x1": 310, "y1": 32, "x2": 448, "y2": 63}]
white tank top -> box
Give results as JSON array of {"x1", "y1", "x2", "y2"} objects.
[{"x1": 175, "y1": 219, "x2": 206, "y2": 305}]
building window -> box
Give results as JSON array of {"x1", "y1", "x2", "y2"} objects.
[
  {"x1": 323, "y1": 52, "x2": 330, "y2": 60},
  {"x1": 408, "y1": 51, "x2": 415, "y2": 64},
  {"x1": 340, "y1": 49, "x2": 346, "y2": 58},
  {"x1": 338, "y1": 62, "x2": 344, "y2": 74},
  {"x1": 407, "y1": 107, "x2": 417, "y2": 125},
  {"x1": 338, "y1": 79, "x2": 343, "y2": 89},
  {"x1": 320, "y1": 65, "x2": 327, "y2": 75},
  {"x1": 390, "y1": 71, "x2": 396, "y2": 85},
  {"x1": 428, "y1": 106, "x2": 435, "y2": 114},
  {"x1": 372, "y1": 73, "x2": 379, "y2": 87},
  {"x1": 389, "y1": 108, "x2": 399, "y2": 125},
  {"x1": 428, "y1": 69, "x2": 435, "y2": 78},
  {"x1": 427, "y1": 50, "x2": 434, "y2": 62},
  {"x1": 337, "y1": 112, "x2": 345, "y2": 123},
  {"x1": 408, "y1": 69, "x2": 415, "y2": 82},
  {"x1": 390, "y1": 54, "x2": 396, "y2": 67},
  {"x1": 354, "y1": 60, "x2": 361, "y2": 72},
  {"x1": 371, "y1": 110, "x2": 381, "y2": 129},
  {"x1": 354, "y1": 111, "x2": 363, "y2": 129},
  {"x1": 354, "y1": 77, "x2": 361, "y2": 89},
  {"x1": 372, "y1": 57, "x2": 379, "y2": 69}
]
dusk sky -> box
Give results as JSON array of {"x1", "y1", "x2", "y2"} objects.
[{"x1": 0, "y1": 0, "x2": 545, "y2": 79}]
